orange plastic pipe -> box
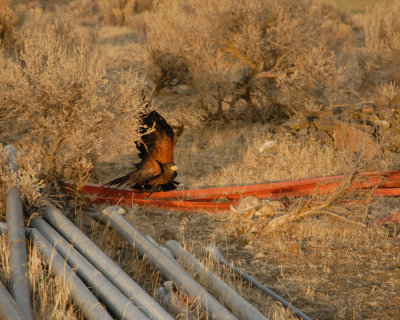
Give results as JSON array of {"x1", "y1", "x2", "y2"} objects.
[
  {"x1": 375, "y1": 213, "x2": 400, "y2": 225},
  {"x1": 65, "y1": 171, "x2": 400, "y2": 213},
  {"x1": 66, "y1": 170, "x2": 400, "y2": 202},
  {"x1": 67, "y1": 171, "x2": 400, "y2": 199},
  {"x1": 89, "y1": 196, "x2": 235, "y2": 213}
]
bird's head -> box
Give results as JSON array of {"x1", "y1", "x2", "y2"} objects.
[
  {"x1": 164, "y1": 162, "x2": 178, "y2": 179},
  {"x1": 161, "y1": 162, "x2": 177, "y2": 172}
]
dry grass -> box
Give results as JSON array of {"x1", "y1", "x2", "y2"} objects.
[
  {"x1": 171, "y1": 122, "x2": 399, "y2": 188},
  {"x1": 0, "y1": 0, "x2": 400, "y2": 319}
]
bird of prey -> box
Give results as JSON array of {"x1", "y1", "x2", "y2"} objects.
[{"x1": 104, "y1": 110, "x2": 179, "y2": 192}]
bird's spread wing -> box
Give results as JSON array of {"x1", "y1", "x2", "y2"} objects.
[
  {"x1": 136, "y1": 110, "x2": 175, "y2": 163},
  {"x1": 103, "y1": 109, "x2": 175, "y2": 191},
  {"x1": 104, "y1": 159, "x2": 163, "y2": 189}
]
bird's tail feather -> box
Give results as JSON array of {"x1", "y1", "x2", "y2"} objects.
[
  {"x1": 103, "y1": 174, "x2": 133, "y2": 188},
  {"x1": 100, "y1": 172, "x2": 139, "y2": 197}
]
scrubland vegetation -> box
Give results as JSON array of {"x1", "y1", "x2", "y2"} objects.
[{"x1": 0, "y1": 0, "x2": 399, "y2": 319}]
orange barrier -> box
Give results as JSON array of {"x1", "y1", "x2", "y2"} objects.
[{"x1": 65, "y1": 170, "x2": 400, "y2": 214}]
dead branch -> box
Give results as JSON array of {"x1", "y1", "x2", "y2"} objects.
[{"x1": 267, "y1": 171, "x2": 359, "y2": 229}]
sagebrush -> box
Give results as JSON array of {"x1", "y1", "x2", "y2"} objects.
[{"x1": 0, "y1": 16, "x2": 147, "y2": 191}]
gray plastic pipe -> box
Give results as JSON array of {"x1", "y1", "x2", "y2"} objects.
[
  {"x1": 0, "y1": 222, "x2": 26, "y2": 320},
  {"x1": 156, "y1": 281, "x2": 197, "y2": 320},
  {"x1": 27, "y1": 228, "x2": 114, "y2": 320},
  {"x1": 0, "y1": 222, "x2": 113, "y2": 320},
  {"x1": 165, "y1": 240, "x2": 267, "y2": 320},
  {"x1": 42, "y1": 206, "x2": 172, "y2": 320},
  {"x1": 0, "y1": 279, "x2": 26, "y2": 320},
  {"x1": 206, "y1": 245, "x2": 312, "y2": 320},
  {"x1": 3, "y1": 145, "x2": 34, "y2": 320},
  {"x1": 88, "y1": 209, "x2": 238, "y2": 320},
  {"x1": 30, "y1": 217, "x2": 148, "y2": 320}
]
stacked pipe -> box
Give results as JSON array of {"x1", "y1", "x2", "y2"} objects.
[
  {"x1": 1, "y1": 146, "x2": 173, "y2": 319},
  {"x1": 90, "y1": 207, "x2": 299, "y2": 320},
  {"x1": 88, "y1": 208, "x2": 238, "y2": 320},
  {"x1": 42, "y1": 206, "x2": 174, "y2": 320},
  {"x1": 0, "y1": 222, "x2": 114, "y2": 320},
  {"x1": 2, "y1": 215, "x2": 176, "y2": 320},
  {"x1": 151, "y1": 237, "x2": 267, "y2": 320},
  {"x1": 165, "y1": 240, "x2": 267, "y2": 320},
  {"x1": 0, "y1": 183, "x2": 114, "y2": 319},
  {"x1": 26, "y1": 227, "x2": 114, "y2": 320},
  {"x1": 88, "y1": 206, "x2": 314, "y2": 320},
  {"x1": 1, "y1": 146, "x2": 111, "y2": 320},
  {"x1": 30, "y1": 217, "x2": 148, "y2": 320},
  {"x1": 2, "y1": 145, "x2": 34, "y2": 320},
  {"x1": 156, "y1": 281, "x2": 198, "y2": 320},
  {"x1": 0, "y1": 279, "x2": 26, "y2": 320},
  {"x1": 0, "y1": 224, "x2": 26, "y2": 320},
  {"x1": 164, "y1": 240, "x2": 311, "y2": 320},
  {"x1": 206, "y1": 245, "x2": 312, "y2": 320}
]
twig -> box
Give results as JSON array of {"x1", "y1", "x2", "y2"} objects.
[
  {"x1": 267, "y1": 171, "x2": 358, "y2": 229},
  {"x1": 319, "y1": 210, "x2": 366, "y2": 228}
]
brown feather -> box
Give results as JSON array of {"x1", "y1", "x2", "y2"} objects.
[{"x1": 104, "y1": 109, "x2": 178, "y2": 192}]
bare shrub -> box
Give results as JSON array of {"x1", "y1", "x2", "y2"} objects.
[
  {"x1": 1, "y1": 146, "x2": 45, "y2": 210},
  {"x1": 98, "y1": 0, "x2": 160, "y2": 25},
  {"x1": 144, "y1": 0, "x2": 358, "y2": 121},
  {"x1": 0, "y1": 17, "x2": 145, "y2": 190}
]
